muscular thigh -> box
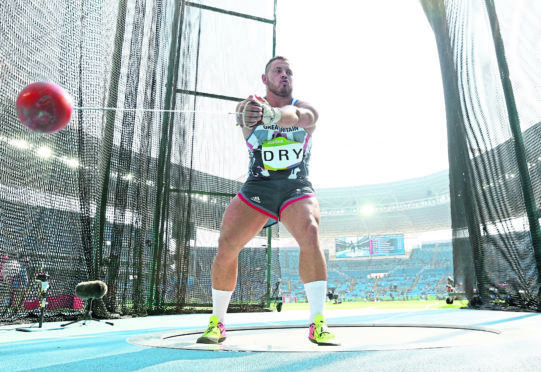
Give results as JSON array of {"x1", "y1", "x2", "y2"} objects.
[
  {"x1": 280, "y1": 197, "x2": 321, "y2": 245},
  {"x1": 219, "y1": 196, "x2": 269, "y2": 248}
]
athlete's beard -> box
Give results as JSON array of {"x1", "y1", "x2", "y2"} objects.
[{"x1": 268, "y1": 81, "x2": 292, "y2": 97}]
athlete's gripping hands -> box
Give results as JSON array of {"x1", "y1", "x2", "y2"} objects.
[
  {"x1": 236, "y1": 96, "x2": 317, "y2": 137},
  {"x1": 257, "y1": 96, "x2": 282, "y2": 126},
  {"x1": 237, "y1": 95, "x2": 282, "y2": 128}
]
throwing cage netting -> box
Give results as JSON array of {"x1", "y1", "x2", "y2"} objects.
[
  {"x1": 0, "y1": 0, "x2": 280, "y2": 324},
  {"x1": 2, "y1": 0, "x2": 540, "y2": 326},
  {"x1": 422, "y1": 0, "x2": 541, "y2": 310}
]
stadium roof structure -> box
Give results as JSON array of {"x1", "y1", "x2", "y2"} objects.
[{"x1": 313, "y1": 169, "x2": 451, "y2": 237}]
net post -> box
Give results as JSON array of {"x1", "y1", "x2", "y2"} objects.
[
  {"x1": 92, "y1": 0, "x2": 129, "y2": 281},
  {"x1": 263, "y1": 0, "x2": 278, "y2": 311},
  {"x1": 266, "y1": 226, "x2": 272, "y2": 308},
  {"x1": 149, "y1": 0, "x2": 185, "y2": 311},
  {"x1": 272, "y1": 0, "x2": 277, "y2": 55}
]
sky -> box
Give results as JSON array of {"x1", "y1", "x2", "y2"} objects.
[{"x1": 274, "y1": 1, "x2": 449, "y2": 188}]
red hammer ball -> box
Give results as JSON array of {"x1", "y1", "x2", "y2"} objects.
[{"x1": 16, "y1": 82, "x2": 73, "y2": 133}]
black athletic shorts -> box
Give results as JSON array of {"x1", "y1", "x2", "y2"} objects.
[{"x1": 238, "y1": 177, "x2": 316, "y2": 228}]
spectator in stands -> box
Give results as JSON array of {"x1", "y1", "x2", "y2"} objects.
[{"x1": 197, "y1": 56, "x2": 337, "y2": 346}]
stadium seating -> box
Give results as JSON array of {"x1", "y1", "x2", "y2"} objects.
[{"x1": 279, "y1": 241, "x2": 453, "y2": 301}]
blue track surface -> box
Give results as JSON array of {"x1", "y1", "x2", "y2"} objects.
[{"x1": 2, "y1": 309, "x2": 540, "y2": 371}]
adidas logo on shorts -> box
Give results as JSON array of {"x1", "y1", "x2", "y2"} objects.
[{"x1": 250, "y1": 196, "x2": 261, "y2": 203}]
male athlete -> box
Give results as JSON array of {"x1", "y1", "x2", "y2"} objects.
[{"x1": 197, "y1": 56, "x2": 337, "y2": 346}]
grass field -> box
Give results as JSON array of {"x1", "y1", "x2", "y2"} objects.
[{"x1": 277, "y1": 299, "x2": 469, "y2": 311}]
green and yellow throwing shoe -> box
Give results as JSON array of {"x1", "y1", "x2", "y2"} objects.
[
  {"x1": 308, "y1": 314, "x2": 340, "y2": 346},
  {"x1": 196, "y1": 315, "x2": 227, "y2": 344}
]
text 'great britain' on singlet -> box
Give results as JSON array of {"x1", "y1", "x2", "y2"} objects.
[{"x1": 245, "y1": 98, "x2": 312, "y2": 180}]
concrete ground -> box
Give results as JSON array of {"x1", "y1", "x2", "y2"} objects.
[{"x1": 1, "y1": 307, "x2": 540, "y2": 371}]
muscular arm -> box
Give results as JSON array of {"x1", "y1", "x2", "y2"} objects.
[
  {"x1": 274, "y1": 101, "x2": 318, "y2": 135},
  {"x1": 237, "y1": 97, "x2": 318, "y2": 138}
]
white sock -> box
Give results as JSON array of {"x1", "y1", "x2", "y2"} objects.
[
  {"x1": 304, "y1": 280, "x2": 327, "y2": 323},
  {"x1": 212, "y1": 288, "x2": 233, "y2": 324}
]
